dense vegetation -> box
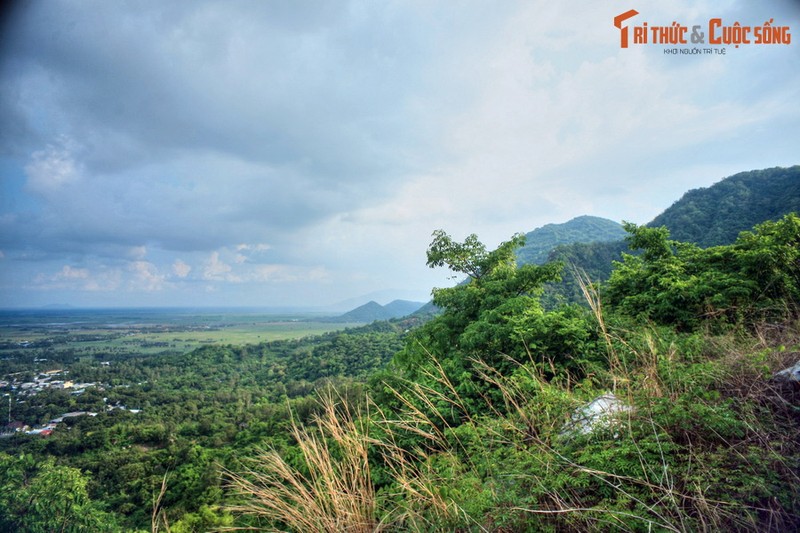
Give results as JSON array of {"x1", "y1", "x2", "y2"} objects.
[
  {"x1": 649, "y1": 166, "x2": 800, "y2": 247},
  {"x1": 515, "y1": 215, "x2": 627, "y2": 265},
  {"x1": 544, "y1": 166, "x2": 800, "y2": 305},
  {"x1": 229, "y1": 214, "x2": 800, "y2": 532},
  {"x1": 0, "y1": 320, "x2": 411, "y2": 531},
  {"x1": 1, "y1": 176, "x2": 798, "y2": 531}
]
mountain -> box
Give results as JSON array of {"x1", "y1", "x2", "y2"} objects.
[
  {"x1": 410, "y1": 216, "x2": 626, "y2": 315},
  {"x1": 414, "y1": 166, "x2": 799, "y2": 312},
  {"x1": 339, "y1": 301, "x2": 387, "y2": 322},
  {"x1": 383, "y1": 300, "x2": 426, "y2": 317},
  {"x1": 333, "y1": 299, "x2": 425, "y2": 323},
  {"x1": 542, "y1": 165, "x2": 800, "y2": 305},
  {"x1": 648, "y1": 165, "x2": 800, "y2": 247},
  {"x1": 516, "y1": 215, "x2": 627, "y2": 265},
  {"x1": 324, "y1": 290, "x2": 432, "y2": 313}
]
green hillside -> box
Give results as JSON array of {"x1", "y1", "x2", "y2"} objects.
[
  {"x1": 228, "y1": 216, "x2": 800, "y2": 531},
  {"x1": 415, "y1": 217, "x2": 625, "y2": 315},
  {"x1": 333, "y1": 299, "x2": 425, "y2": 323},
  {"x1": 516, "y1": 215, "x2": 627, "y2": 265},
  {"x1": 546, "y1": 166, "x2": 800, "y2": 303},
  {"x1": 649, "y1": 165, "x2": 800, "y2": 247}
]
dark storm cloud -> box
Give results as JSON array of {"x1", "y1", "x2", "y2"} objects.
[
  {"x1": 0, "y1": 0, "x2": 440, "y2": 255},
  {"x1": 3, "y1": 0, "x2": 429, "y2": 170}
]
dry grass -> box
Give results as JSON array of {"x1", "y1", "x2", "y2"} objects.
[
  {"x1": 224, "y1": 393, "x2": 378, "y2": 532},
  {"x1": 224, "y1": 273, "x2": 800, "y2": 532},
  {"x1": 152, "y1": 471, "x2": 171, "y2": 533}
]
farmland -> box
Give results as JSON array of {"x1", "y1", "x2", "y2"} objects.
[{"x1": 0, "y1": 308, "x2": 357, "y2": 361}]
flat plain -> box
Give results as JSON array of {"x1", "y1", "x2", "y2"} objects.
[{"x1": 0, "y1": 308, "x2": 357, "y2": 360}]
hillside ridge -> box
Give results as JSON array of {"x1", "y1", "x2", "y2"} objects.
[{"x1": 333, "y1": 299, "x2": 425, "y2": 322}]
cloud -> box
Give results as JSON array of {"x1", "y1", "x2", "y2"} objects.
[
  {"x1": 54, "y1": 265, "x2": 89, "y2": 280},
  {"x1": 199, "y1": 247, "x2": 329, "y2": 284},
  {"x1": 251, "y1": 264, "x2": 330, "y2": 283},
  {"x1": 172, "y1": 259, "x2": 191, "y2": 278},
  {"x1": 236, "y1": 243, "x2": 271, "y2": 252},
  {"x1": 234, "y1": 242, "x2": 272, "y2": 264},
  {"x1": 3, "y1": 0, "x2": 431, "y2": 257},
  {"x1": 129, "y1": 261, "x2": 166, "y2": 291},
  {"x1": 128, "y1": 246, "x2": 147, "y2": 260},
  {"x1": 24, "y1": 136, "x2": 83, "y2": 195},
  {"x1": 203, "y1": 251, "x2": 235, "y2": 281},
  {"x1": 6, "y1": 0, "x2": 796, "y2": 259},
  {"x1": 31, "y1": 264, "x2": 121, "y2": 293},
  {"x1": 82, "y1": 269, "x2": 123, "y2": 292},
  {"x1": 0, "y1": 0, "x2": 798, "y2": 307},
  {"x1": 4, "y1": 0, "x2": 436, "y2": 178}
]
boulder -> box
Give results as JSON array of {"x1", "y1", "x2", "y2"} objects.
[
  {"x1": 561, "y1": 393, "x2": 631, "y2": 438},
  {"x1": 773, "y1": 361, "x2": 800, "y2": 383}
]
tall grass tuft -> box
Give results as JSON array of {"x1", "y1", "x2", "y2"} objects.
[{"x1": 224, "y1": 393, "x2": 378, "y2": 532}]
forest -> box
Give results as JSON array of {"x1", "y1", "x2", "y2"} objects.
[
  {"x1": 0, "y1": 169, "x2": 798, "y2": 531},
  {"x1": 0, "y1": 318, "x2": 411, "y2": 531}
]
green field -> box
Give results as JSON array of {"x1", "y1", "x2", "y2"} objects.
[{"x1": 0, "y1": 309, "x2": 360, "y2": 359}]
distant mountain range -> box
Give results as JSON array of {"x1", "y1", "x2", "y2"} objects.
[
  {"x1": 543, "y1": 165, "x2": 800, "y2": 304},
  {"x1": 324, "y1": 289, "x2": 432, "y2": 313},
  {"x1": 329, "y1": 299, "x2": 425, "y2": 323},
  {"x1": 341, "y1": 165, "x2": 800, "y2": 316},
  {"x1": 334, "y1": 217, "x2": 629, "y2": 320}
]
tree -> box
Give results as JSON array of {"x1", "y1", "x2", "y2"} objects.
[
  {"x1": 605, "y1": 213, "x2": 800, "y2": 329},
  {"x1": 394, "y1": 231, "x2": 597, "y2": 418},
  {"x1": 418, "y1": 231, "x2": 565, "y2": 358},
  {"x1": 0, "y1": 453, "x2": 119, "y2": 532}
]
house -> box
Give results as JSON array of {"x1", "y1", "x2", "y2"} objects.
[
  {"x1": 50, "y1": 411, "x2": 97, "y2": 424},
  {"x1": 2, "y1": 421, "x2": 27, "y2": 433}
]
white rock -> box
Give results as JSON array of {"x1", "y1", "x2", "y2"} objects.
[
  {"x1": 774, "y1": 361, "x2": 800, "y2": 382},
  {"x1": 562, "y1": 393, "x2": 631, "y2": 437}
]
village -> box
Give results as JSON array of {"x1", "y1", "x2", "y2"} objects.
[{"x1": 1, "y1": 365, "x2": 141, "y2": 437}]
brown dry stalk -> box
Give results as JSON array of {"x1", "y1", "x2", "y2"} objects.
[
  {"x1": 152, "y1": 471, "x2": 171, "y2": 533},
  {"x1": 224, "y1": 393, "x2": 377, "y2": 532}
]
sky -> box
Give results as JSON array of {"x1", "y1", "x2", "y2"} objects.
[{"x1": 0, "y1": 0, "x2": 798, "y2": 309}]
